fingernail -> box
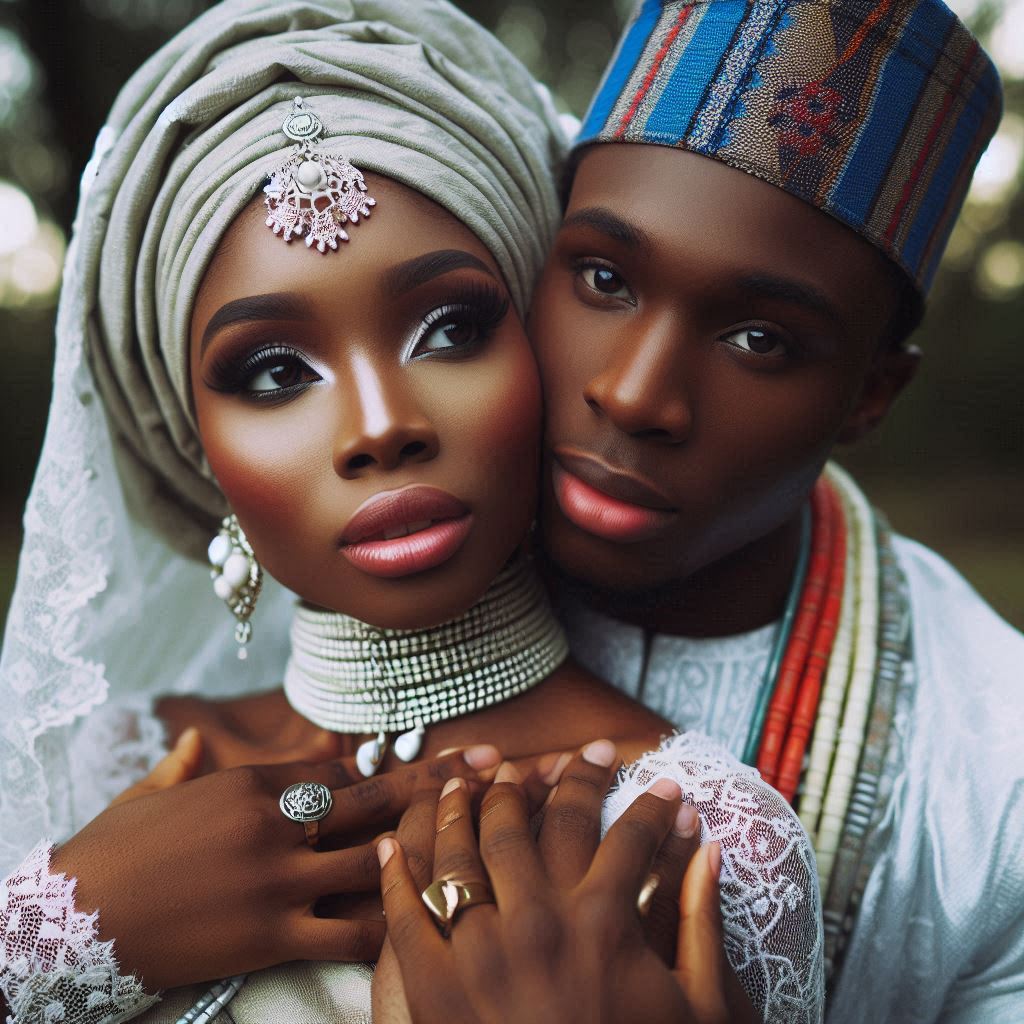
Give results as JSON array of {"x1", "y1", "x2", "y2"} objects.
[
  {"x1": 582, "y1": 739, "x2": 616, "y2": 767},
  {"x1": 649, "y1": 778, "x2": 681, "y2": 801},
  {"x1": 673, "y1": 803, "x2": 699, "y2": 838},
  {"x1": 441, "y1": 777, "x2": 464, "y2": 798},
  {"x1": 494, "y1": 761, "x2": 521, "y2": 784},
  {"x1": 542, "y1": 752, "x2": 573, "y2": 786},
  {"x1": 436, "y1": 747, "x2": 459, "y2": 757},
  {"x1": 707, "y1": 841, "x2": 721, "y2": 878},
  {"x1": 464, "y1": 745, "x2": 502, "y2": 771},
  {"x1": 176, "y1": 726, "x2": 198, "y2": 749},
  {"x1": 377, "y1": 838, "x2": 396, "y2": 867}
]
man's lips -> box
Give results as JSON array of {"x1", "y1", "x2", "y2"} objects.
[
  {"x1": 551, "y1": 450, "x2": 676, "y2": 543},
  {"x1": 339, "y1": 486, "x2": 472, "y2": 579}
]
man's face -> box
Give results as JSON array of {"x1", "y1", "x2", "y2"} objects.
[{"x1": 532, "y1": 143, "x2": 907, "y2": 593}]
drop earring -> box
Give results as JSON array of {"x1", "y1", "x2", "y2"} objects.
[{"x1": 208, "y1": 514, "x2": 262, "y2": 659}]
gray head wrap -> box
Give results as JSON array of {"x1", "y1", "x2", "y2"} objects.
[{"x1": 79, "y1": 0, "x2": 566, "y2": 554}]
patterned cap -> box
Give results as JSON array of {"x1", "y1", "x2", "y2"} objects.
[{"x1": 577, "y1": 0, "x2": 1002, "y2": 293}]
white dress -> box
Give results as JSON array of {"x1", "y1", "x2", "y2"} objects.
[{"x1": 561, "y1": 537, "x2": 1024, "y2": 1024}]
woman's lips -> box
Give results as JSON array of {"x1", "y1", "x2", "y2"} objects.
[
  {"x1": 340, "y1": 486, "x2": 472, "y2": 578},
  {"x1": 551, "y1": 460, "x2": 676, "y2": 544}
]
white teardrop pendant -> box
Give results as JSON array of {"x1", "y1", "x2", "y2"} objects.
[
  {"x1": 394, "y1": 723, "x2": 425, "y2": 763},
  {"x1": 356, "y1": 733, "x2": 387, "y2": 778}
]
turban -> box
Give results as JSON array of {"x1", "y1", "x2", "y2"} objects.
[
  {"x1": 74, "y1": 0, "x2": 566, "y2": 554},
  {"x1": 576, "y1": 0, "x2": 1002, "y2": 294}
]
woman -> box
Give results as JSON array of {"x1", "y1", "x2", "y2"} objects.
[{"x1": 0, "y1": 2, "x2": 822, "y2": 1022}]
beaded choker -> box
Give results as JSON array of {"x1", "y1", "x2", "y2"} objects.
[{"x1": 284, "y1": 556, "x2": 569, "y2": 776}]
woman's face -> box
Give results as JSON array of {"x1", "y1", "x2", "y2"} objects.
[
  {"x1": 531, "y1": 144, "x2": 910, "y2": 594},
  {"x1": 191, "y1": 176, "x2": 541, "y2": 629}
]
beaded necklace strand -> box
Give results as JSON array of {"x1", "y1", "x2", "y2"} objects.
[{"x1": 740, "y1": 504, "x2": 811, "y2": 766}]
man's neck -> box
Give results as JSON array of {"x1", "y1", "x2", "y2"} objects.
[{"x1": 548, "y1": 513, "x2": 804, "y2": 639}]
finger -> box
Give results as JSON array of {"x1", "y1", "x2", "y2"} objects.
[
  {"x1": 640, "y1": 806, "x2": 701, "y2": 966},
  {"x1": 377, "y1": 837, "x2": 449, "y2": 965},
  {"x1": 290, "y1": 913, "x2": 387, "y2": 963},
  {"x1": 503, "y1": 749, "x2": 573, "y2": 813},
  {"x1": 587, "y1": 778, "x2": 688, "y2": 912},
  {"x1": 538, "y1": 741, "x2": 620, "y2": 889},
  {"x1": 396, "y1": 786, "x2": 444, "y2": 890},
  {"x1": 299, "y1": 840, "x2": 382, "y2": 897},
  {"x1": 432, "y1": 778, "x2": 489, "y2": 889},
  {"x1": 377, "y1": 839, "x2": 478, "y2": 1022},
  {"x1": 674, "y1": 842, "x2": 742, "y2": 1024},
  {"x1": 320, "y1": 746, "x2": 502, "y2": 838},
  {"x1": 477, "y1": 763, "x2": 546, "y2": 905},
  {"x1": 110, "y1": 727, "x2": 203, "y2": 806}
]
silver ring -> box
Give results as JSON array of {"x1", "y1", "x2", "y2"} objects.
[{"x1": 279, "y1": 781, "x2": 333, "y2": 847}]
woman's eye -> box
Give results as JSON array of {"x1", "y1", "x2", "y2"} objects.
[
  {"x1": 415, "y1": 319, "x2": 477, "y2": 355},
  {"x1": 722, "y1": 327, "x2": 788, "y2": 358},
  {"x1": 245, "y1": 359, "x2": 316, "y2": 393},
  {"x1": 579, "y1": 263, "x2": 633, "y2": 301}
]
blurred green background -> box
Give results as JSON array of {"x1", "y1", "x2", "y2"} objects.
[{"x1": 1, "y1": 0, "x2": 1021, "y2": 632}]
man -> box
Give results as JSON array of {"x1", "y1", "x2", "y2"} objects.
[{"x1": 531, "y1": 1, "x2": 1023, "y2": 1019}]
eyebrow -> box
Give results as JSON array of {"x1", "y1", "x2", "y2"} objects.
[
  {"x1": 735, "y1": 273, "x2": 843, "y2": 328},
  {"x1": 560, "y1": 206, "x2": 652, "y2": 254},
  {"x1": 384, "y1": 249, "x2": 496, "y2": 295},
  {"x1": 200, "y1": 292, "x2": 311, "y2": 355}
]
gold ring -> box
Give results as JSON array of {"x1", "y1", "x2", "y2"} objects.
[
  {"x1": 421, "y1": 879, "x2": 495, "y2": 938},
  {"x1": 435, "y1": 811, "x2": 467, "y2": 835},
  {"x1": 636, "y1": 872, "x2": 660, "y2": 917}
]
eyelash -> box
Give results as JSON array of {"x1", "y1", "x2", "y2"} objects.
[
  {"x1": 204, "y1": 282, "x2": 511, "y2": 401},
  {"x1": 205, "y1": 344, "x2": 315, "y2": 403},
  {"x1": 405, "y1": 281, "x2": 510, "y2": 361}
]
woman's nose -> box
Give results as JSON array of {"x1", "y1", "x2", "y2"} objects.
[
  {"x1": 582, "y1": 330, "x2": 693, "y2": 443},
  {"x1": 333, "y1": 353, "x2": 440, "y2": 478}
]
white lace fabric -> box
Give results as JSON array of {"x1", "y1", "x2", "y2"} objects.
[
  {"x1": 603, "y1": 733, "x2": 825, "y2": 1024},
  {"x1": 0, "y1": 842, "x2": 158, "y2": 1024}
]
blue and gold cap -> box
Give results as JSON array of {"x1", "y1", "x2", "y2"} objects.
[{"x1": 576, "y1": 0, "x2": 1002, "y2": 293}]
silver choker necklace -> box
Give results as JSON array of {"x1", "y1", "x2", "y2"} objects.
[{"x1": 283, "y1": 556, "x2": 568, "y2": 776}]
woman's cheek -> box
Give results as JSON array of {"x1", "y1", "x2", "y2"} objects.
[{"x1": 199, "y1": 406, "x2": 329, "y2": 555}]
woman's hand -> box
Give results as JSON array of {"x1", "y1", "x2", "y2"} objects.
[
  {"x1": 50, "y1": 744, "x2": 500, "y2": 992},
  {"x1": 376, "y1": 741, "x2": 756, "y2": 1024}
]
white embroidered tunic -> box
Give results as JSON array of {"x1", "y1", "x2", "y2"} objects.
[{"x1": 562, "y1": 538, "x2": 1024, "y2": 1024}]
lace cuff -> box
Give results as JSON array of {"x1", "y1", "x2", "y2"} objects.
[
  {"x1": 0, "y1": 842, "x2": 159, "y2": 1024},
  {"x1": 602, "y1": 733, "x2": 825, "y2": 1024}
]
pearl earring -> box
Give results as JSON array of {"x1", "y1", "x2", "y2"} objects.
[{"x1": 208, "y1": 514, "x2": 262, "y2": 659}]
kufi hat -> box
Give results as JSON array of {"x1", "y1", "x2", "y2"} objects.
[{"x1": 576, "y1": 0, "x2": 1002, "y2": 293}]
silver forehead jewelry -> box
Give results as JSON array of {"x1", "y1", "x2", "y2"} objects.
[
  {"x1": 264, "y1": 96, "x2": 377, "y2": 253},
  {"x1": 283, "y1": 555, "x2": 569, "y2": 777},
  {"x1": 279, "y1": 781, "x2": 334, "y2": 847},
  {"x1": 208, "y1": 514, "x2": 262, "y2": 659}
]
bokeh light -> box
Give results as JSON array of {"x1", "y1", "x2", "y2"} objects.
[
  {"x1": 0, "y1": 181, "x2": 38, "y2": 256},
  {"x1": 977, "y1": 239, "x2": 1024, "y2": 299}
]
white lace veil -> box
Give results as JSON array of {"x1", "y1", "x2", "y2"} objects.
[
  {"x1": 0, "y1": 126, "x2": 300, "y2": 873},
  {"x1": 0, "y1": 0, "x2": 567, "y2": 876}
]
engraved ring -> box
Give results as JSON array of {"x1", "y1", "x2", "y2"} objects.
[
  {"x1": 421, "y1": 879, "x2": 495, "y2": 938},
  {"x1": 279, "y1": 781, "x2": 333, "y2": 848}
]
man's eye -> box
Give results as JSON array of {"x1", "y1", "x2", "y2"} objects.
[
  {"x1": 578, "y1": 263, "x2": 634, "y2": 302},
  {"x1": 721, "y1": 327, "x2": 788, "y2": 358},
  {"x1": 245, "y1": 359, "x2": 316, "y2": 392}
]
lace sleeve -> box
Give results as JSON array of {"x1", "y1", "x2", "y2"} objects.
[
  {"x1": 0, "y1": 842, "x2": 159, "y2": 1024},
  {"x1": 602, "y1": 733, "x2": 824, "y2": 1024}
]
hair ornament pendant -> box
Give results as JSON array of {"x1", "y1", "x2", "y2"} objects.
[{"x1": 264, "y1": 97, "x2": 376, "y2": 253}]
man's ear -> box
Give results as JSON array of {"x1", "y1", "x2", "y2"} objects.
[{"x1": 837, "y1": 345, "x2": 922, "y2": 443}]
